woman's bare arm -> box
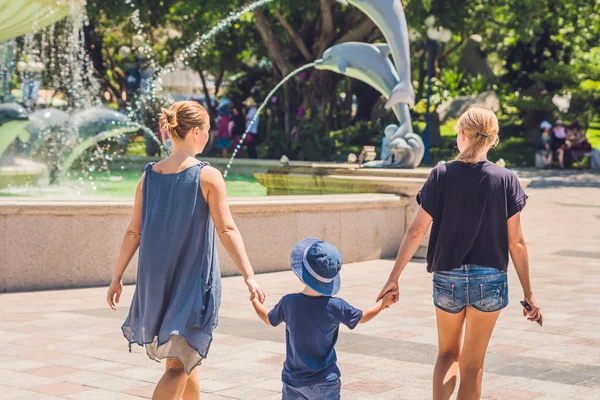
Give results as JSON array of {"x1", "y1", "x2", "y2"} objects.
[
  {"x1": 201, "y1": 166, "x2": 265, "y2": 302},
  {"x1": 107, "y1": 174, "x2": 144, "y2": 309},
  {"x1": 508, "y1": 212, "x2": 542, "y2": 325},
  {"x1": 377, "y1": 207, "x2": 432, "y2": 301}
]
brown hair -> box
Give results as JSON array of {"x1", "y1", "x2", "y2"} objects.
[
  {"x1": 454, "y1": 105, "x2": 500, "y2": 164},
  {"x1": 159, "y1": 101, "x2": 209, "y2": 141}
]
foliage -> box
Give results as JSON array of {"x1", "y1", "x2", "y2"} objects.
[
  {"x1": 260, "y1": 119, "x2": 383, "y2": 161},
  {"x1": 84, "y1": 0, "x2": 600, "y2": 162}
]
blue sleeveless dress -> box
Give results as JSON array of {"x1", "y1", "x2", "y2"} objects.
[{"x1": 122, "y1": 162, "x2": 221, "y2": 374}]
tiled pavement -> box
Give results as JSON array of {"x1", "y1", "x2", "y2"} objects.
[{"x1": 0, "y1": 184, "x2": 599, "y2": 399}]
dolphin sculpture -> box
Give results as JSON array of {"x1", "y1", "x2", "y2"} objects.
[
  {"x1": 316, "y1": 42, "x2": 408, "y2": 123},
  {"x1": 70, "y1": 107, "x2": 133, "y2": 138},
  {"x1": 15, "y1": 108, "x2": 71, "y2": 155},
  {"x1": 315, "y1": 42, "x2": 423, "y2": 168},
  {"x1": 0, "y1": 103, "x2": 30, "y2": 157},
  {"x1": 0, "y1": 103, "x2": 28, "y2": 125},
  {"x1": 336, "y1": 0, "x2": 414, "y2": 108}
]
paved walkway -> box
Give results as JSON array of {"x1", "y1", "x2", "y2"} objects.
[{"x1": 1, "y1": 184, "x2": 599, "y2": 399}]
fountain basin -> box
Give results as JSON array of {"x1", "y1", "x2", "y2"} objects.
[
  {"x1": 255, "y1": 164, "x2": 532, "y2": 196},
  {"x1": 0, "y1": 193, "x2": 408, "y2": 292},
  {"x1": 256, "y1": 164, "x2": 432, "y2": 196},
  {"x1": 0, "y1": 157, "x2": 46, "y2": 189}
]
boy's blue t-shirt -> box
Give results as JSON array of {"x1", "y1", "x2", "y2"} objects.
[{"x1": 268, "y1": 293, "x2": 363, "y2": 386}]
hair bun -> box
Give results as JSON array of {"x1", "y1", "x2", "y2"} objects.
[{"x1": 161, "y1": 108, "x2": 178, "y2": 128}]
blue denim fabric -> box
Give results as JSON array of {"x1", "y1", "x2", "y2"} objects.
[
  {"x1": 282, "y1": 379, "x2": 341, "y2": 400},
  {"x1": 433, "y1": 265, "x2": 508, "y2": 314}
]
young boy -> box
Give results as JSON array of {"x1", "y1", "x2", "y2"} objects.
[{"x1": 251, "y1": 238, "x2": 398, "y2": 399}]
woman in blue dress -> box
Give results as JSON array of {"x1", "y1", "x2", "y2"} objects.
[{"x1": 106, "y1": 100, "x2": 266, "y2": 400}]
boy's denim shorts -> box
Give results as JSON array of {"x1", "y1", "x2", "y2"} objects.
[
  {"x1": 433, "y1": 265, "x2": 508, "y2": 314},
  {"x1": 282, "y1": 379, "x2": 341, "y2": 400}
]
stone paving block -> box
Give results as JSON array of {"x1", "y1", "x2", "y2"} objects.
[
  {"x1": 30, "y1": 381, "x2": 92, "y2": 396},
  {"x1": 107, "y1": 366, "x2": 163, "y2": 383},
  {"x1": 22, "y1": 365, "x2": 80, "y2": 378},
  {"x1": 197, "y1": 378, "x2": 242, "y2": 393},
  {"x1": 576, "y1": 388, "x2": 600, "y2": 399},
  {"x1": 63, "y1": 370, "x2": 148, "y2": 392},
  {"x1": 214, "y1": 385, "x2": 280, "y2": 399},
  {"x1": 11, "y1": 393, "x2": 65, "y2": 400},
  {"x1": 487, "y1": 362, "x2": 554, "y2": 378},
  {"x1": 0, "y1": 384, "x2": 38, "y2": 398},
  {"x1": 0, "y1": 370, "x2": 63, "y2": 390},
  {"x1": 579, "y1": 374, "x2": 600, "y2": 389},
  {"x1": 121, "y1": 384, "x2": 155, "y2": 398},
  {"x1": 483, "y1": 387, "x2": 544, "y2": 400},
  {"x1": 344, "y1": 379, "x2": 402, "y2": 394},
  {"x1": 537, "y1": 369, "x2": 593, "y2": 385},
  {"x1": 62, "y1": 388, "x2": 145, "y2": 400}
]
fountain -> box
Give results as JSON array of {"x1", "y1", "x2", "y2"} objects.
[
  {"x1": 0, "y1": 1, "x2": 160, "y2": 190},
  {"x1": 253, "y1": 0, "x2": 428, "y2": 195}
]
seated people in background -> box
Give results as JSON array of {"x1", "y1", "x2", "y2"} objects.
[
  {"x1": 552, "y1": 119, "x2": 566, "y2": 150},
  {"x1": 557, "y1": 121, "x2": 592, "y2": 168},
  {"x1": 537, "y1": 121, "x2": 553, "y2": 168}
]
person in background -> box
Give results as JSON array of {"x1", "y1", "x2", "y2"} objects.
[
  {"x1": 557, "y1": 121, "x2": 592, "y2": 168},
  {"x1": 552, "y1": 119, "x2": 566, "y2": 150},
  {"x1": 538, "y1": 121, "x2": 553, "y2": 168},
  {"x1": 567, "y1": 121, "x2": 592, "y2": 168},
  {"x1": 230, "y1": 104, "x2": 246, "y2": 156},
  {"x1": 215, "y1": 104, "x2": 231, "y2": 158},
  {"x1": 244, "y1": 97, "x2": 259, "y2": 159}
]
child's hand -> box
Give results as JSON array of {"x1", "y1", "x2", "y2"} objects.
[{"x1": 382, "y1": 289, "x2": 398, "y2": 308}]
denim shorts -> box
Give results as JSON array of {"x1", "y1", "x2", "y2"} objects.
[
  {"x1": 433, "y1": 265, "x2": 508, "y2": 314},
  {"x1": 282, "y1": 379, "x2": 341, "y2": 400}
]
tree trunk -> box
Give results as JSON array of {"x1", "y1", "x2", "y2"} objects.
[
  {"x1": 273, "y1": 9, "x2": 313, "y2": 61},
  {"x1": 253, "y1": 9, "x2": 295, "y2": 77},
  {"x1": 196, "y1": 65, "x2": 216, "y2": 128},
  {"x1": 429, "y1": 110, "x2": 443, "y2": 147},
  {"x1": 214, "y1": 61, "x2": 226, "y2": 96}
]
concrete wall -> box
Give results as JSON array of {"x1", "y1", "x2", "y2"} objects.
[{"x1": 0, "y1": 194, "x2": 408, "y2": 292}]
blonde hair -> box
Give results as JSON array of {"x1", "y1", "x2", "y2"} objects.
[
  {"x1": 455, "y1": 105, "x2": 500, "y2": 164},
  {"x1": 159, "y1": 101, "x2": 209, "y2": 141}
]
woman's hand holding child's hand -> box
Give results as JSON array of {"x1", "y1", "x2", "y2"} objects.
[
  {"x1": 245, "y1": 277, "x2": 266, "y2": 304},
  {"x1": 377, "y1": 279, "x2": 399, "y2": 305},
  {"x1": 381, "y1": 289, "x2": 398, "y2": 309}
]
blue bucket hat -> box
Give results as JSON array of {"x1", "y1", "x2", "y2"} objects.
[{"x1": 291, "y1": 238, "x2": 342, "y2": 296}]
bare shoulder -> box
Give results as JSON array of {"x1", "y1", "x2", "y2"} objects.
[
  {"x1": 200, "y1": 165, "x2": 224, "y2": 188},
  {"x1": 137, "y1": 171, "x2": 146, "y2": 189}
]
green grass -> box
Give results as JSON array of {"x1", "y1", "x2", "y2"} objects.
[
  {"x1": 1, "y1": 170, "x2": 266, "y2": 198},
  {"x1": 126, "y1": 136, "x2": 147, "y2": 156},
  {"x1": 67, "y1": 171, "x2": 266, "y2": 197},
  {"x1": 588, "y1": 121, "x2": 600, "y2": 150}
]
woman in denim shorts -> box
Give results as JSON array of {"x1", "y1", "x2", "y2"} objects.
[{"x1": 378, "y1": 105, "x2": 543, "y2": 400}]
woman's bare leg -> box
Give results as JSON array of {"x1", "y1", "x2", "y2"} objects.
[
  {"x1": 433, "y1": 307, "x2": 465, "y2": 400},
  {"x1": 152, "y1": 359, "x2": 189, "y2": 400},
  {"x1": 557, "y1": 148, "x2": 564, "y2": 168},
  {"x1": 456, "y1": 307, "x2": 501, "y2": 400},
  {"x1": 182, "y1": 367, "x2": 201, "y2": 400}
]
